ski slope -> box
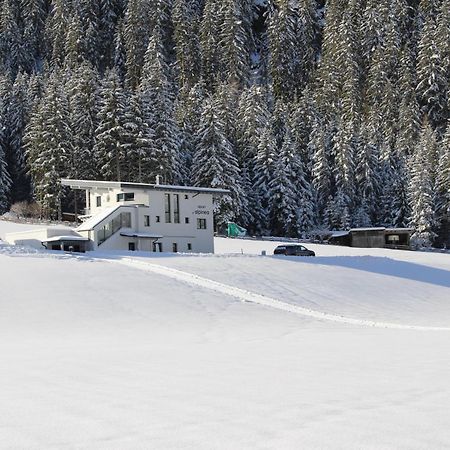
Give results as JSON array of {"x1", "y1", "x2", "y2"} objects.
[{"x1": 1, "y1": 220, "x2": 450, "y2": 449}]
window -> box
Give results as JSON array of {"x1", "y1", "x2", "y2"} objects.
[
  {"x1": 121, "y1": 212, "x2": 131, "y2": 228},
  {"x1": 172, "y1": 243, "x2": 178, "y2": 253},
  {"x1": 96, "y1": 196, "x2": 102, "y2": 207},
  {"x1": 174, "y1": 194, "x2": 180, "y2": 223},
  {"x1": 165, "y1": 194, "x2": 171, "y2": 223},
  {"x1": 187, "y1": 243, "x2": 192, "y2": 251},
  {"x1": 117, "y1": 192, "x2": 135, "y2": 202},
  {"x1": 144, "y1": 215, "x2": 150, "y2": 227},
  {"x1": 185, "y1": 217, "x2": 190, "y2": 224},
  {"x1": 197, "y1": 218, "x2": 207, "y2": 229},
  {"x1": 98, "y1": 212, "x2": 131, "y2": 245},
  {"x1": 156, "y1": 215, "x2": 160, "y2": 223},
  {"x1": 128, "y1": 242, "x2": 136, "y2": 251}
]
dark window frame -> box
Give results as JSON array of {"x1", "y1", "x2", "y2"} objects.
[
  {"x1": 117, "y1": 192, "x2": 135, "y2": 202},
  {"x1": 174, "y1": 194, "x2": 180, "y2": 223},
  {"x1": 165, "y1": 193, "x2": 171, "y2": 223},
  {"x1": 197, "y1": 218, "x2": 207, "y2": 229}
]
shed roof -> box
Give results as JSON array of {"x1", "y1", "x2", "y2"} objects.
[{"x1": 42, "y1": 235, "x2": 90, "y2": 243}]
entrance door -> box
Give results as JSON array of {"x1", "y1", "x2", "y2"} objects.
[
  {"x1": 153, "y1": 242, "x2": 162, "y2": 252},
  {"x1": 128, "y1": 242, "x2": 136, "y2": 251}
]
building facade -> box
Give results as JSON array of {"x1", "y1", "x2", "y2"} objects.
[{"x1": 5, "y1": 180, "x2": 229, "y2": 254}]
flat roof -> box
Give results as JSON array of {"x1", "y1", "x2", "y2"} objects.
[
  {"x1": 61, "y1": 179, "x2": 230, "y2": 195},
  {"x1": 349, "y1": 227, "x2": 386, "y2": 232},
  {"x1": 385, "y1": 228, "x2": 414, "y2": 233},
  {"x1": 42, "y1": 236, "x2": 90, "y2": 242}
]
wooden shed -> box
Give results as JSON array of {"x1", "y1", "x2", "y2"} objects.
[{"x1": 328, "y1": 228, "x2": 414, "y2": 249}]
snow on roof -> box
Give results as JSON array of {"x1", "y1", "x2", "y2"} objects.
[
  {"x1": 349, "y1": 227, "x2": 386, "y2": 232},
  {"x1": 76, "y1": 205, "x2": 122, "y2": 232},
  {"x1": 42, "y1": 235, "x2": 90, "y2": 243},
  {"x1": 120, "y1": 232, "x2": 163, "y2": 239},
  {"x1": 385, "y1": 228, "x2": 414, "y2": 233},
  {"x1": 61, "y1": 179, "x2": 230, "y2": 195},
  {"x1": 330, "y1": 231, "x2": 350, "y2": 237}
]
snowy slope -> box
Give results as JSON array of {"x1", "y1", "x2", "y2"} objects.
[{"x1": 1, "y1": 221, "x2": 450, "y2": 449}]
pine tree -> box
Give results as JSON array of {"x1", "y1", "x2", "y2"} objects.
[
  {"x1": 268, "y1": 127, "x2": 312, "y2": 237},
  {"x1": 94, "y1": 68, "x2": 128, "y2": 181},
  {"x1": 66, "y1": 63, "x2": 98, "y2": 180},
  {"x1": 220, "y1": 0, "x2": 253, "y2": 87},
  {"x1": 267, "y1": 0, "x2": 318, "y2": 100},
  {"x1": 434, "y1": 122, "x2": 450, "y2": 246},
  {"x1": 22, "y1": 0, "x2": 47, "y2": 72},
  {"x1": 172, "y1": 0, "x2": 201, "y2": 88},
  {"x1": 408, "y1": 119, "x2": 437, "y2": 247},
  {"x1": 122, "y1": 91, "x2": 158, "y2": 183},
  {"x1": 140, "y1": 33, "x2": 182, "y2": 183},
  {"x1": 0, "y1": 76, "x2": 11, "y2": 212},
  {"x1": 25, "y1": 73, "x2": 72, "y2": 219},
  {"x1": 0, "y1": 0, "x2": 26, "y2": 76},
  {"x1": 310, "y1": 117, "x2": 333, "y2": 223},
  {"x1": 124, "y1": 0, "x2": 149, "y2": 89},
  {"x1": 5, "y1": 73, "x2": 32, "y2": 203},
  {"x1": 47, "y1": 0, "x2": 72, "y2": 67},
  {"x1": 416, "y1": 16, "x2": 449, "y2": 131},
  {"x1": 191, "y1": 94, "x2": 244, "y2": 228},
  {"x1": 235, "y1": 86, "x2": 270, "y2": 228},
  {"x1": 253, "y1": 126, "x2": 277, "y2": 234},
  {"x1": 200, "y1": 0, "x2": 223, "y2": 87}
]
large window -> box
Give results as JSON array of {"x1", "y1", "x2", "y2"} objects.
[
  {"x1": 197, "y1": 218, "x2": 207, "y2": 229},
  {"x1": 165, "y1": 194, "x2": 171, "y2": 223},
  {"x1": 174, "y1": 194, "x2": 180, "y2": 223},
  {"x1": 98, "y1": 212, "x2": 131, "y2": 245},
  {"x1": 117, "y1": 192, "x2": 135, "y2": 202}
]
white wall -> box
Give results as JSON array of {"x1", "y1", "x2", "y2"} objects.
[
  {"x1": 85, "y1": 189, "x2": 215, "y2": 253},
  {"x1": 4, "y1": 228, "x2": 79, "y2": 250}
]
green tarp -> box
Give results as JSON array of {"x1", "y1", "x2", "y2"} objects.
[{"x1": 227, "y1": 222, "x2": 247, "y2": 238}]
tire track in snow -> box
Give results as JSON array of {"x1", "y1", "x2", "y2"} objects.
[{"x1": 110, "y1": 257, "x2": 450, "y2": 331}]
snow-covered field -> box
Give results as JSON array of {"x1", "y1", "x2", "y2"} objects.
[{"x1": 1, "y1": 220, "x2": 450, "y2": 449}]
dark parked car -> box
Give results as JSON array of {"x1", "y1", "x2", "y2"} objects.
[{"x1": 274, "y1": 244, "x2": 315, "y2": 257}]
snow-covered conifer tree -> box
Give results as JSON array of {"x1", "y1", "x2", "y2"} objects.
[
  {"x1": 25, "y1": 73, "x2": 72, "y2": 219},
  {"x1": 140, "y1": 32, "x2": 182, "y2": 183},
  {"x1": 191, "y1": 95, "x2": 244, "y2": 228},
  {"x1": 94, "y1": 68, "x2": 128, "y2": 181},
  {"x1": 408, "y1": 119, "x2": 438, "y2": 247}
]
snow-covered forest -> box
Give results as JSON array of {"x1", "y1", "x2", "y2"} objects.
[{"x1": 0, "y1": 0, "x2": 448, "y2": 245}]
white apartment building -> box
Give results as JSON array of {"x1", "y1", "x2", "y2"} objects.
[{"x1": 5, "y1": 179, "x2": 229, "y2": 253}]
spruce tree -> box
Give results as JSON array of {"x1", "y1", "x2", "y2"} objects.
[
  {"x1": 434, "y1": 122, "x2": 450, "y2": 246},
  {"x1": 140, "y1": 33, "x2": 182, "y2": 183},
  {"x1": 191, "y1": 95, "x2": 244, "y2": 228},
  {"x1": 172, "y1": 0, "x2": 201, "y2": 88},
  {"x1": 253, "y1": 126, "x2": 277, "y2": 234},
  {"x1": 408, "y1": 119, "x2": 437, "y2": 247},
  {"x1": 25, "y1": 73, "x2": 72, "y2": 219},
  {"x1": 416, "y1": 16, "x2": 449, "y2": 131},
  {"x1": 94, "y1": 68, "x2": 128, "y2": 181}
]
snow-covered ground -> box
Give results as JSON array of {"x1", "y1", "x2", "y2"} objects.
[{"x1": 1, "y1": 220, "x2": 450, "y2": 449}]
